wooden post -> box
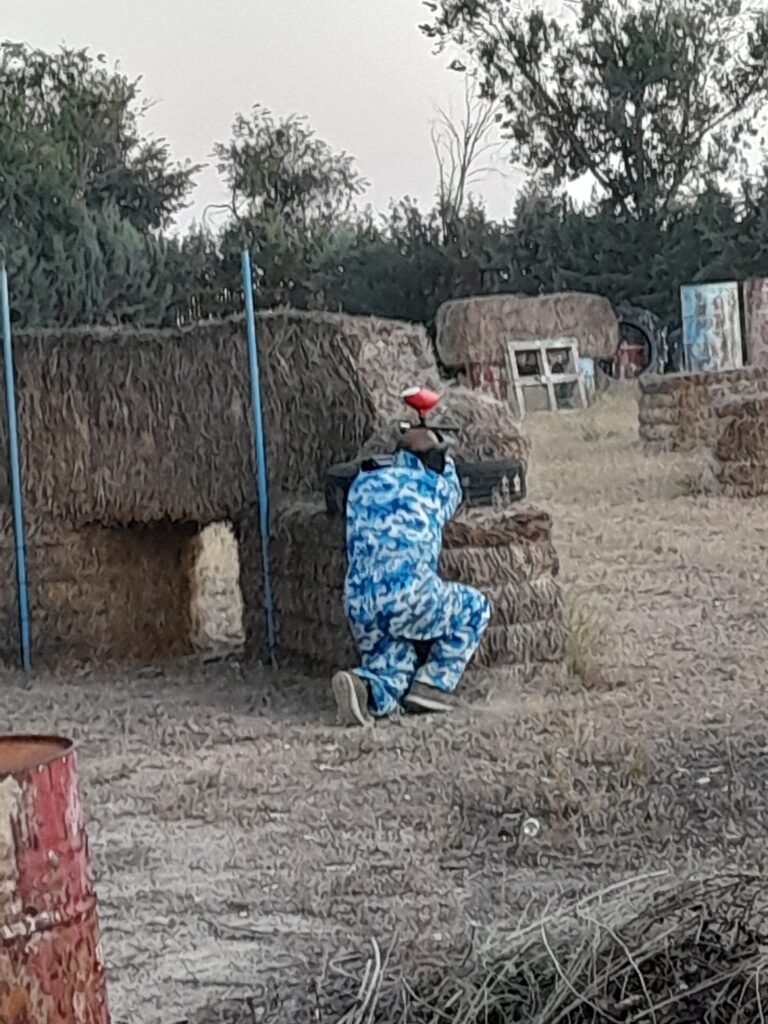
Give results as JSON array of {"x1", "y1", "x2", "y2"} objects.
[{"x1": 0, "y1": 736, "x2": 110, "y2": 1023}]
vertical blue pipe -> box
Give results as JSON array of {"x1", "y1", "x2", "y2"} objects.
[
  {"x1": 240, "y1": 250, "x2": 277, "y2": 668},
  {"x1": 0, "y1": 264, "x2": 30, "y2": 670}
]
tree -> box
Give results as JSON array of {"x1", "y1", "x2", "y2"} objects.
[
  {"x1": 0, "y1": 42, "x2": 199, "y2": 326},
  {"x1": 0, "y1": 42, "x2": 198, "y2": 232},
  {"x1": 422, "y1": 0, "x2": 768, "y2": 220},
  {"x1": 431, "y1": 79, "x2": 503, "y2": 231},
  {"x1": 214, "y1": 105, "x2": 366, "y2": 233},
  {"x1": 212, "y1": 105, "x2": 368, "y2": 308}
]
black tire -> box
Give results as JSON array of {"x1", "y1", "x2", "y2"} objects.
[{"x1": 325, "y1": 455, "x2": 527, "y2": 517}]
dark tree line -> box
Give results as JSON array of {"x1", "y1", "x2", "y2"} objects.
[{"x1": 4, "y1": 1, "x2": 768, "y2": 334}]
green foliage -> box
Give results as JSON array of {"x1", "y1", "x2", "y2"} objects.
[
  {"x1": 0, "y1": 42, "x2": 199, "y2": 326},
  {"x1": 422, "y1": 0, "x2": 768, "y2": 220},
  {"x1": 8, "y1": 21, "x2": 768, "y2": 336}
]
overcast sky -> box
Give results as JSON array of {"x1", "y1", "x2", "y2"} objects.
[{"x1": 5, "y1": 0, "x2": 525, "y2": 232}]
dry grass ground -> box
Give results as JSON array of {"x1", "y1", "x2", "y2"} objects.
[{"x1": 4, "y1": 386, "x2": 768, "y2": 1022}]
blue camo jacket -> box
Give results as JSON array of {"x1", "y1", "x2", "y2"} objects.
[{"x1": 344, "y1": 450, "x2": 463, "y2": 601}]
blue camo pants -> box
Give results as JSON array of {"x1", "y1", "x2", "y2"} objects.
[{"x1": 347, "y1": 575, "x2": 491, "y2": 717}]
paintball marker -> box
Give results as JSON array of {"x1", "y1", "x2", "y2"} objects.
[{"x1": 325, "y1": 384, "x2": 526, "y2": 516}]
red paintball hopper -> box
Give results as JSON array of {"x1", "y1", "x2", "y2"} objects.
[{"x1": 402, "y1": 386, "x2": 440, "y2": 418}]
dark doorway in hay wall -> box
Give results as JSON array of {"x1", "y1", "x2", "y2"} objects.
[
  {"x1": 16, "y1": 521, "x2": 200, "y2": 666},
  {"x1": 188, "y1": 522, "x2": 244, "y2": 656}
]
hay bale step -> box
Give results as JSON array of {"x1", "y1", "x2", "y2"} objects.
[
  {"x1": 440, "y1": 542, "x2": 559, "y2": 588},
  {"x1": 474, "y1": 620, "x2": 566, "y2": 667},
  {"x1": 444, "y1": 507, "x2": 553, "y2": 548},
  {"x1": 486, "y1": 577, "x2": 563, "y2": 627}
]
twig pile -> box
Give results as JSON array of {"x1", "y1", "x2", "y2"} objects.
[{"x1": 330, "y1": 873, "x2": 768, "y2": 1024}]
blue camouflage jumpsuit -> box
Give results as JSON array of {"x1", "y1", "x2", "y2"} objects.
[{"x1": 343, "y1": 450, "x2": 491, "y2": 716}]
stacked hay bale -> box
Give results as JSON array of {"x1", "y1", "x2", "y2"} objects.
[
  {"x1": 0, "y1": 515, "x2": 196, "y2": 665},
  {"x1": 240, "y1": 501, "x2": 564, "y2": 675},
  {"x1": 0, "y1": 313, "x2": 430, "y2": 666},
  {"x1": 235, "y1": 312, "x2": 565, "y2": 678},
  {"x1": 710, "y1": 394, "x2": 768, "y2": 497},
  {"x1": 638, "y1": 367, "x2": 768, "y2": 453},
  {"x1": 435, "y1": 292, "x2": 619, "y2": 398},
  {"x1": 442, "y1": 507, "x2": 564, "y2": 668}
]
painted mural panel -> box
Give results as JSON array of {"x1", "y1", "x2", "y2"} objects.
[
  {"x1": 680, "y1": 282, "x2": 742, "y2": 372},
  {"x1": 743, "y1": 278, "x2": 768, "y2": 367}
]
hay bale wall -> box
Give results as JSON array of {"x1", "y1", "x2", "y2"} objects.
[
  {"x1": 435, "y1": 292, "x2": 619, "y2": 370},
  {"x1": 638, "y1": 367, "x2": 768, "y2": 452},
  {"x1": 9, "y1": 314, "x2": 382, "y2": 525},
  {"x1": 0, "y1": 515, "x2": 196, "y2": 665},
  {"x1": 240, "y1": 501, "x2": 564, "y2": 675},
  {"x1": 0, "y1": 310, "x2": 529, "y2": 669},
  {"x1": 710, "y1": 394, "x2": 768, "y2": 497}
]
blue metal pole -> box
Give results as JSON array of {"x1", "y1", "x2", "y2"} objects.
[
  {"x1": 240, "y1": 250, "x2": 277, "y2": 668},
  {"x1": 0, "y1": 263, "x2": 31, "y2": 670}
]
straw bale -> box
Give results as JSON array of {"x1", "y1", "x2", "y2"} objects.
[
  {"x1": 487, "y1": 577, "x2": 563, "y2": 627},
  {"x1": 440, "y1": 541, "x2": 559, "y2": 588},
  {"x1": 638, "y1": 408, "x2": 679, "y2": 429},
  {"x1": 239, "y1": 498, "x2": 563, "y2": 670},
  {"x1": 362, "y1": 385, "x2": 529, "y2": 467},
  {"x1": 638, "y1": 395, "x2": 679, "y2": 422},
  {"x1": 435, "y1": 292, "x2": 619, "y2": 368},
  {"x1": 272, "y1": 582, "x2": 347, "y2": 629},
  {"x1": 474, "y1": 619, "x2": 566, "y2": 667},
  {"x1": 638, "y1": 424, "x2": 678, "y2": 445},
  {"x1": 638, "y1": 367, "x2": 768, "y2": 453},
  {"x1": 8, "y1": 315, "x2": 381, "y2": 525},
  {"x1": 714, "y1": 395, "x2": 768, "y2": 463},
  {"x1": 638, "y1": 375, "x2": 678, "y2": 396},
  {"x1": 276, "y1": 616, "x2": 357, "y2": 671},
  {"x1": 3, "y1": 311, "x2": 530, "y2": 530},
  {"x1": 443, "y1": 506, "x2": 552, "y2": 548},
  {"x1": 7, "y1": 311, "x2": 441, "y2": 528},
  {"x1": 715, "y1": 462, "x2": 768, "y2": 496},
  {"x1": 335, "y1": 316, "x2": 441, "y2": 420},
  {"x1": 0, "y1": 519, "x2": 196, "y2": 665},
  {"x1": 638, "y1": 391, "x2": 678, "y2": 412}
]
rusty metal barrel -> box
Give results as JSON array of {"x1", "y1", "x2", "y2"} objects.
[{"x1": 0, "y1": 736, "x2": 110, "y2": 1023}]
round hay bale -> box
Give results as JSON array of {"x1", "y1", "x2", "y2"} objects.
[
  {"x1": 444, "y1": 506, "x2": 553, "y2": 548},
  {"x1": 440, "y1": 541, "x2": 559, "y2": 588},
  {"x1": 486, "y1": 577, "x2": 564, "y2": 627},
  {"x1": 474, "y1": 619, "x2": 566, "y2": 667}
]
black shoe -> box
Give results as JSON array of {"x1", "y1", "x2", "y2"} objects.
[
  {"x1": 403, "y1": 681, "x2": 454, "y2": 714},
  {"x1": 331, "y1": 671, "x2": 370, "y2": 727}
]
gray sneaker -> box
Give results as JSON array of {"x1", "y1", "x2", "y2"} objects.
[
  {"x1": 404, "y1": 681, "x2": 454, "y2": 714},
  {"x1": 331, "y1": 671, "x2": 370, "y2": 727}
]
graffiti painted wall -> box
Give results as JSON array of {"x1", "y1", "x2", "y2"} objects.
[
  {"x1": 743, "y1": 278, "x2": 768, "y2": 367},
  {"x1": 680, "y1": 282, "x2": 743, "y2": 372}
]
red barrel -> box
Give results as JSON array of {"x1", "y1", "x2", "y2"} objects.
[{"x1": 0, "y1": 736, "x2": 110, "y2": 1023}]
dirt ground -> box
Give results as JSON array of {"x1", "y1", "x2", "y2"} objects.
[{"x1": 4, "y1": 387, "x2": 768, "y2": 1023}]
